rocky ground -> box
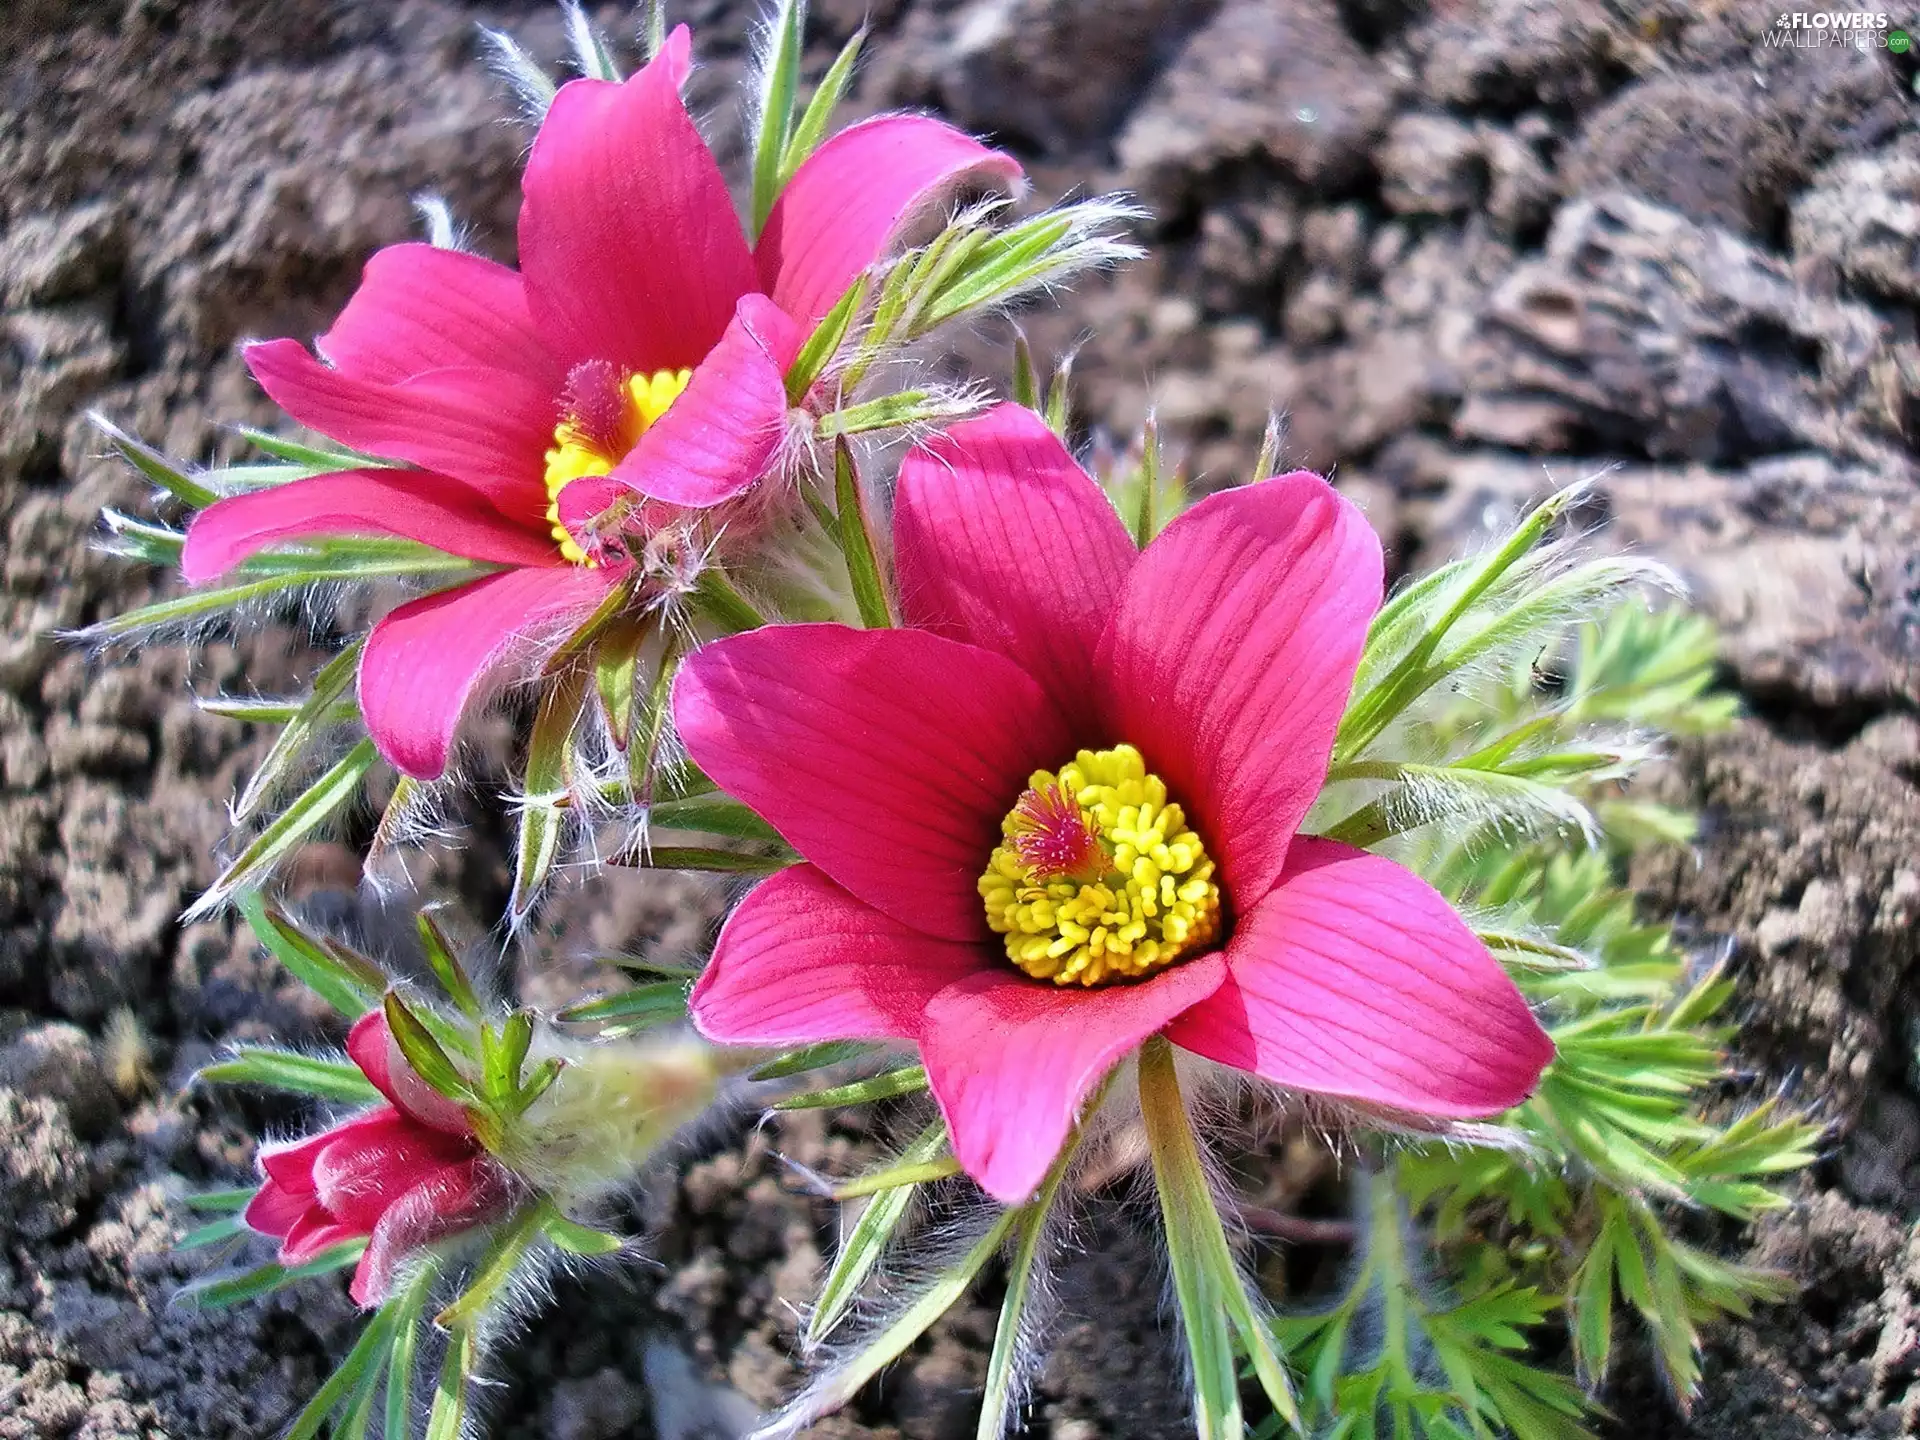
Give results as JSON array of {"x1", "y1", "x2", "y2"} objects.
[{"x1": 1, "y1": 0, "x2": 1917, "y2": 1435}]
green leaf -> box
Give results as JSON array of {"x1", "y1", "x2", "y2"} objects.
[
  {"x1": 749, "y1": 0, "x2": 805, "y2": 237},
  {"x1": 646, "y1": 792, "x2": 786, "y2": 843},
  {"x1": 423, "y1": 1325, "x2": 476, "y2": 1440},
  {"x1": 775, "y1": 1063, "x2": 927, "y2": 1110},
  {"x1": 1140, "y1": 1035, "x2": 1297, "y2": 1437},
  {"x1": 189, "y1": 740, "x2": 379, "y2": 918},
  {"x1": 87, "y1": 572, "x2": 339, "y2": 640},
  {"x1": 285, "y1": 1306, "x2": 398, "y2": 1440},
  {"x1": 619, "y1": 845, "x2": 792, "y2": 874},
  {"x1": 1044, "y1": 349, "x2": 1074, "y2": 436},
  {"x1": 556, "y1": 979, "x2": 690, "y2": 1028},
  {"x1": 816, "y1": 388, "x2": 976, "y2": 438},
  {"x1": 435, "y1": 1201, "x2": 543, "y2": 1331},
  {"x1": 233, "y1": 639, "x2": 364, "y2": 823},
  {"x1": 233, "y1": 426, "x2": 381, "y2": 470},
  {"x1": 181, "y1": 1186, "x2": 258, "y2": 1214},
  {"x1": 99, "y1": 510, "x2": 185, "y2": 567},
  {"x1": 177, "y1": 1241, "x2": 365, "y2": 1309},
  {"x1": 978, "y1": 1132, "x2": 1079, "y2": 1440},
  {"x1": 780, "y1": 26, "x2": 865, "y2": 187},
  {"x1": 777, "y1": 1208, "x2": 1017, "y2": 1431},
  {"x1": 198, "y1": 1047, "x2": 383, "y2": 1105},
  {"x1": 383, "y1": 1259, "x2": 438, "y2": 1440},
  {"x1": 543, "y1": 1204, "x2": 627, "y2": 1256},
  {"x1": 177, "y1": 1215, "x2": 248, "y2": 1251},
  {"x1": 1011, "y1": 331, "x2": 1040, "y2": 410},
  {"x1": 690, "y1": 565, "x2": 767, "y2": 634},
  {"x1": 562, "y1": 0, "x2": 621, "y2": 79},
  {"x1": 91, "y1": 412, "x2": 219, "y2": 509},
  {"x1": 833, "y1": 1151, "x2": 964, "y2": 1201},
  {"x1": 238, "y1": 892, "x2": 382, "y2": 1017},
  {"x1": 417, "y1": 912, "x2": 481, "y2": 1019},
  {"x1": 834, "y1": 439, "x2": 893, "y2": 627},
  {"x1": 752, "y1": 1039, "x2": 878, "y2": 1081},
  {"x1": 808, "y1": 1119, "x2": 948, "y2": 1346},
  {"x1": 383, "y1": 993, "x2": 475, "y2": 1105}
]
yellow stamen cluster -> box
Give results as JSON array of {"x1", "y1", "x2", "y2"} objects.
[
  {"x1": 542, "y1": 368, "x2": 691, "y2": 564},
  {"x1": 979, "y1": 744, "x2": 1221, "y2": 987}
]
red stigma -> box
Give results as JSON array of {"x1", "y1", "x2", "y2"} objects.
[
  {"x1": 1010, "y1": 782, "x2": 1106, "y2": 882},
  {"x1": 560, "y1": 359, "x2": 628, "y2": 451}
]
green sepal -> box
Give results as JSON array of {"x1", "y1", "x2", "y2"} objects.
[
  {"x1": 593, "y1": 616, "x2": 650, "y2": 752},
  {"x1": 511, "y1": 661, "x2": 592, "y2": 923},
  {"x1": 383, "y1": 992, "x2": 475, "y2": 1105}
]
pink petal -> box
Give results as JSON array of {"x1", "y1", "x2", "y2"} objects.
[
  {"x1": 311, "y1": 1110, "x2": 475, "y2": 1231},
  {"x1": 690, "y1": 865, "x2": 990, "y2": 1045},
  {"x1": 280, "y1": 1212, "x2": 367, "y2": 1266},
  {"x1": 243, "y1": 1172, "x2": 319, "y2": 1240},
  {"x1": 255, "y1": 1126, "x2": 334, "y2": 1196},
  {"x1": 181, "y1": 468, "x2": 558, "y2": 584},
  {"x1": 674, "y1": 625, "x2": 1072, "y2": 941},
  {"x1": 518, "y1": 25, "x2": 756, "y2": 374},
  {"x1": 894, "y1": 403, "x2": 1135, "y2": 737},
  {"x1": 757, "y1": 114, "x2": 1024, "y2": 330},
  {"x1": 918, "y1": 954, "x2": 1230, "y2": 1203},
  {"x1": 1094, "y1": 474, "x2": 1382, "y2": 912},
  {"x1": 359, "y1": 564, "x2": 618, "y2": 780},
  {"x1": 313, "y1": 243, "x2": 562, "y2": 393},
  {"x1": 350, "y1": 1155, "x2": 514, "y2": 1307},
  {"x1": 586, "y1": 295, "x2": 798, "y2": 512},
  {"x1": 345, "y1": 1011, "x2": 473, "y2": 1136},
  {"x1": 1166, "y1": 839, "x2": 1553, "y2": 1117},
  {"x1": 244, "y1": 339, "x2": 559, "y2": 524}
]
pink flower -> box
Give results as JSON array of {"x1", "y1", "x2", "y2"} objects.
[
  {"x1": 180, "y1": 26, "x2": 1020, "y2": 780},
  {"x1": 679, "y1": 403, "x2": 1554, "y2": 1204},
  {"x1": 243, "y1": 1012, "x2": 512, "y2": 1305}
]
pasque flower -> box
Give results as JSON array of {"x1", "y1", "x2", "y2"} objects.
[
  {"x1": 243, "y1": 1011, "x2": 513, "y2": 1306},
  {"x1": 179, "y1": 25, "x2": 1018, "y2": 780},
  {"x1": 679, "y1": 403, "x2": 1554, "y2": 1203}
]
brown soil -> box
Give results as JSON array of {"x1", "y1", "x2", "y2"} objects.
[{"x1": 1, "y1": 1, "x2": 1916, "y2": 1436}]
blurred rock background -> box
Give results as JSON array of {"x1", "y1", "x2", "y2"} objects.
[{"x1": 0, "y1": 1, "x2": 1917, "y2": 1435}]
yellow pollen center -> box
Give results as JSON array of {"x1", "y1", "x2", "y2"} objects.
[
  {"x1": 978, "y1": 744, "x2": 1222, "y2": 987},
  {"x1": 542, "y1": 367, "x2": 691, "y2": 564}
]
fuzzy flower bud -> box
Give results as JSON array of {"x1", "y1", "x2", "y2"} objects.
[{"x1": 244, "y1": 1012, "x2": 514, "y2": 1306}]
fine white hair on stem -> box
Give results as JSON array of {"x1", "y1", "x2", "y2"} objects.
[
  {"x1": 476, "y1": 23, "x2": 560, "y2": 125},
  {"x1": 412, "y1": 194, "x2": 471, "y2": 252}
]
